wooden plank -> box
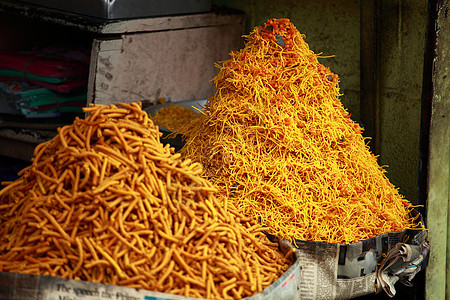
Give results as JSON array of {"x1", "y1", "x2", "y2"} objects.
[
  {"x1": 86, "y1": 39, "x2": 100, "y2": 105},
  {"x1": 87, "y1": 39, "x2": 124, "y2": 104},
  {"x1": 90, "y1": 24, "x2": 244, "y2": 105},
  {"x1": 100, "y1": 11, "x2": 245, "y2": 35},
  {"x1": 0, "y1": 137, "x2": 36, "y2": 161},
  {"x1": 424, "y1": 0, "x2": 450, "y2": 299}
]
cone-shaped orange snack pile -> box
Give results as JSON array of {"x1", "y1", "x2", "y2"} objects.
[
  {"x1": 179, "y1": 18, "x2": 416, "y2": 244},
  {"x1": 0, "y1": 102, "x2": 292, "y2": 299}
]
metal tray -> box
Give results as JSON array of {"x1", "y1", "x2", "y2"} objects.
[{"x1": 144, "y1": 100, "x2": 206, "y2": 152}]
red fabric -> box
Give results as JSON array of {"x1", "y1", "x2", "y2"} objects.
[
  {"x1": 0, "y1": 48, "x2": 89, "y2": 79},
  {"x1": 0, "y1": 77, "x2": 87, "y2": 93}
]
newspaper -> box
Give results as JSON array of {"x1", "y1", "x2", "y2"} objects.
[
  {"x1": 0, "y1": 257, "x2": 302, "y2": 300},
  {"x1": 267, "y1": 220, "x2": 428, "y2": 300},
  {"x1": 375, "y1": 231, "x2": 430, "y2": 297}
]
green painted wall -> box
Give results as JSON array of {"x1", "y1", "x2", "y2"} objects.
[
  {"x1": 212, "y1": 0, "x2": 426, "y2": 204},
  {"x1": 378, "y1": 0, "x2": 427, "y2": 204}
]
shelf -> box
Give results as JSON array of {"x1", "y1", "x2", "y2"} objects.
[
  {"x1": 0, "y1": 1, "x2": 245, "y2": 160},
  {"x1": 0, "y1": 0, "x2": 244, "y2": 35}
]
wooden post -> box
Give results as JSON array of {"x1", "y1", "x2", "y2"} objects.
[
  {"x1": 360, "y1": 0, "x2": 381, "y2": 155},
  {"x1": 422, "y1": 0, "x2": 450, "y2": 298}
]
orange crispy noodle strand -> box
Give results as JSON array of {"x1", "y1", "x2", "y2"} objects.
[
  {"x1": 153, "y1": 104, "x2": 201, "y2": 132},
  {"x1": 174, "y1": 18, "x2": 417, "y2": 244}
]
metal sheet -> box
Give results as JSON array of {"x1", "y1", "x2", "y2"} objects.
[{"x1": 18, "y1": 0, "x2": 211, "y2": 19}]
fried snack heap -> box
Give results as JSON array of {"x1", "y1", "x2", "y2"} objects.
[
  {"x1": 179, "y1": 18, "x2": 416, "y2": 244},
  {"x1": 0, "y1": 102, "x2": 291, "y2": 299},
  {"x1": 152, "y1": 104, "x2": 200, "y2": 132}
]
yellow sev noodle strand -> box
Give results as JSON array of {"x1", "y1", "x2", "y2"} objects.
[
  {"x1": 0, "y1": 102, "x2": 291, "y2": 299},
  {"x1": 178, "y1": 18, "x2": 418, "y2": 244},
  {"x1": 153, "y1": 104, "x2": 200, "y2": 132}
]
